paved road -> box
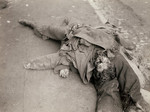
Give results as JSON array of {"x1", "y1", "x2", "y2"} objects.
[
  {"x1": 0, "y1": 0, "x2": 100, "y2": 112},
  {"x1": 1, "y1": 0, "x2": 150, "y2": 111},
  {"x1": 120, "y1": 0, "x2": 150, "y2": 93},
  {"x1": 120, "y1": 0, "x2": 150, "y2": 26}
]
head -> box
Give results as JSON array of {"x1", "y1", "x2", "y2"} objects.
[
  {"x1": 94, "y1": 50, "x2": 111, "y2": 72},
  {"x1": 93, "y1": 50, "x2": 115, "y2": 82}
]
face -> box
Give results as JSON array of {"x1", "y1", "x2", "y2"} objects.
[
  {"x1": 97, "y1": 63, "x2": 108, "y2": 72},
  {"x1": 95, "y1": 55, "x2": 110, "y2": 72}
]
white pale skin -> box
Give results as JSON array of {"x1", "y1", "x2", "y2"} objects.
[{"x1": 59, "y1": 69, "x2": 69, "y2": 78}]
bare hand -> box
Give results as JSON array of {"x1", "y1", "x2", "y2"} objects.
[{"x1": 59, "y1": 69, "x2": 69, "y2": 78}]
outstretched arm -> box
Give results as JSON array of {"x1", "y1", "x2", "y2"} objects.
[
  {"x1": 24, "y1": 52, "x2": 70, "y2": 78},
  {"x1": 24, "y1": 53, "x2": 61, "y2": 70}
]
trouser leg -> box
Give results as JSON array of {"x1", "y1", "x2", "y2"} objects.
[
  {"x1": 95, "y1": 79, "x2": 123, "y2": 112},
  {"x1": 113, "y1": 53, "x2": 142, "y2": 102},
  {"x1": 113, "y1": 53, "x2": 150, "y2": 112},
  {"x1": 19, "y1": 19, "x2": 68, "y2": 41}
]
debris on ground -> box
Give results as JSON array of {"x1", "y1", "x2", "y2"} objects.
[{"x1": 0, "y1": 0, "x2": 8, "y2": 9}]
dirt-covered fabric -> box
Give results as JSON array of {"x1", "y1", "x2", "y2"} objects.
[
  {"x1": 96, "y1": 79, "x2": 123, "y2": 112},
  {"x1": 113, "y1": 54, "x2": 142, "y2": 103},
  {"x1": 19, "y1": 17, "x2": 147, "y2": 112},
  {"x1": 20, "y1": 18, "x2": 142, "y2": 101},
  {"x1": 92, "y1": 52, "x2": 142, "y2": 112}
]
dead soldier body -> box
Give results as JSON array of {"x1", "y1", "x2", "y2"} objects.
[{"x1": 19, "y1": 17, "x2": 150, "y2": 112}]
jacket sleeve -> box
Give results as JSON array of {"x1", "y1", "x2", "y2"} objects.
[{"x1": 24, "y1": 52, "x2": 61, "y2": 70}]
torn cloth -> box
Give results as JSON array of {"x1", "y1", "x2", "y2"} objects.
[{"x1": 59, "y1": 37, "x2": 95, "y2": 84}]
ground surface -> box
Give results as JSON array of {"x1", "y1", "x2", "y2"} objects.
[
  {"x1": 0, "y1": 0, "x2": 100, "y2": 112},
  {"x1": 0, "y1": 0, "x2": 150, "y2": 112}
]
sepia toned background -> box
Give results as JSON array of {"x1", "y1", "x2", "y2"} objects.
[{"x1": 0, "y1": 0, "x2": 150, "y2": 112}]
